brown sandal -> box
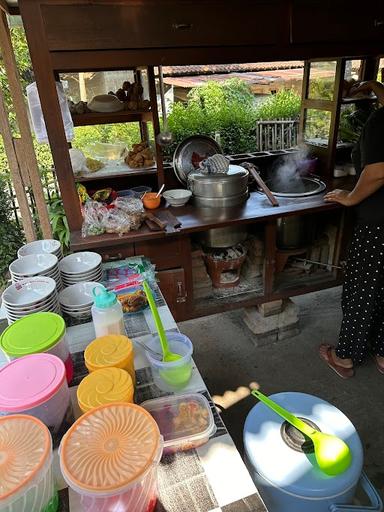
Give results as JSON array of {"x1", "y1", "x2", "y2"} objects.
[
  {"x1": 372, "y1": 355, "x2": 384, "y2": 375},
  {"x1": 319, "y1": 344, "x2": 355, "y2": 380}
]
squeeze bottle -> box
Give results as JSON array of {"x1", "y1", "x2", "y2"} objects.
[{"x1": 91, "y1": 285, "x2": 125, "y2": 337}]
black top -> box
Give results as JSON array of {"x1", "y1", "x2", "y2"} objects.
[{"x1": 351, "y1": 107, "x2": 384, "y2": 224}]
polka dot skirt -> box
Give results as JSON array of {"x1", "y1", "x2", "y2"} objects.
[{"x1": 336, "y1": 224, "x2": 384, "y2": 364}]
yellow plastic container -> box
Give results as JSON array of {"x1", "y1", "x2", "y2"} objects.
[
  {"x1": 84, "y1": 334, "x2": 135, "y2": 385},
  {"x1": 77, "y1": 367, "x2": 134, "y2": 413}
]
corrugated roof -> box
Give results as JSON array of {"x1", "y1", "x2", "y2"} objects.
[{"x1": 162, "y1": 62, "x2": 304, "y2": 77}]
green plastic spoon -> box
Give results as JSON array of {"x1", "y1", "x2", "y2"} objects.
[
  {"x1": 143, "y1": 281, "x2": 181, "y2": 363},
  {"x1": 251, "y1": 389, "x2": 352, "y2": 476}
]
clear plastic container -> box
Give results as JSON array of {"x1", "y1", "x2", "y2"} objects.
[
  {"x1": 91, "y1": 286, "x2": 125, "y2": 337},
  {"x1": 59, "y1": 403, "x2": 163, "y2": 512},
  {"x1": 0, "y1": 415, "x2": 58, "y2": 512},
  {"x1": 26, "y1": 81, "x2": 73, "y2": 143},
  {"x1": 145, "y1": 332, "x2": 193, "y2": 392},
  {"x1": 77, "y1": 367, "x2": 134, "y2": 414},
  {"x1": 85, "y1": 142, "x2": 127, "y2": 163},
  {"x1": 131, "y1": 186, "x2": 152, "y2": 198},
  {"x1": 0, "y1": 312, "x2": 74, "y2": 383},
  {"x1": 0, "y1": 354, "x2": 73, "y2": 435},
  {"x1": 84, "y1": 334, "x2": 135, "y2": 386},
  {"x1": 141, "y1": 393, "x2": 216, "y2": 454}
]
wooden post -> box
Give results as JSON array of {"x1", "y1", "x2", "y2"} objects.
[
  {"x1": 0, "y1": 86, "x2": 36, "y2": 241},
  {"x1": 0, "y1": 10, "x2": 52, "y2": 238},
  {"x1": 147, "y1": 66, "x2": 164, "y2": 187}
]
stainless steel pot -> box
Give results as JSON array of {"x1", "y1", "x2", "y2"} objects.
[
  {"x1": 276, "y1": 216, "x2": 309, "y2": 250},
  {"x1": 188, "y1": 165, "x2": 249, "y2": 208},
  {"x1": 197, "y1": 226, "x2": 248, "y2": 248}
]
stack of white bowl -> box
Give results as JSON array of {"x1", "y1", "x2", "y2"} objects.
[
  {"x1": 59, "y1": 281, "x2": 101, "y2": 319},
  {"x1": 2, "y1": 276, "x2": 59, "y2": 324},
  {"x1": 9, "y1": 253, "x2": 63, "y2": 291},
  {"x1": 59, "y1": 252, "x2": 103, "y2": 288},
  {"x1": 18, "y1": 239, "x2": 63, "y2": 260}
]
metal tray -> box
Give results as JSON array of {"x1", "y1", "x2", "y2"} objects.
[{"x1": 173, "y1": 135, "x2": 223, "y2": 185}]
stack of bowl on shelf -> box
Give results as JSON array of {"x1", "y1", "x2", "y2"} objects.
[
  {"x1": 17, "y1": 238, "x2": 63, "y2": 260},
  {"x1": 58, "y1": 281, "x2": 100, "y2": 320},
  {"x1": 2, "y1": 276, "x2": 60, "y2": 324},
  {"x1": 59, "y1": 251, "x2": 103, "y2": 287},
  {"x1": 9, "y1": 253, "x2": 63, "y2": 291}
]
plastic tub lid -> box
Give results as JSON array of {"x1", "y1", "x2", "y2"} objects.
[
  {"x1": 84, "y1": 335, "x2": 133, "y2": 372},
  {"x1": 77, "y1": 368, "x2": 134, "y2": 413},
  {"x1": 60, "y1": 403, "x2": 161, "y2": 494},
  {"x1": 0, "y1": 312, "x2": 66, "y2": 356},
  {"x1": 0, "y1": 354, "x2": 66, "y2": 412},
  {"x1": 141, "y1": 393, "x2": 216, "y2": 449},
  {"x1": 0, "y1": 415, "x2": 51, "y2": 501}
]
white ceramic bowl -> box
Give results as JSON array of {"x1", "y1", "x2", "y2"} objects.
[
  {"x1": 59, "y1": 252, "x2": 102, "y2": 275},
  {"x1": 10, "y1": 253, "x2": 58, "y2": 277},
  {"x1": 2, "y1": 277, "x2": 57, "y2": 307},
  {"x1": 163, "y1": 189, "x2": 192, "y2": 207},
  {"x1": 60, "y1": 267, "x2": 102, "y2": 279},
  {"x1": 17, "y1": 240, "x2": 62, "y2": 259},
  {"x1": 59, "y1": 281, "x2": 99, "y2": 308},
  {"x1": 62, "y1": 272, "x2": 103, "y2": 285},
  {"x1": 88, "y1": 94, "x2": 124, "y2": 113}
]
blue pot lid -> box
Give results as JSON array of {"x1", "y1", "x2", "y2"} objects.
[{"x1": 244, "y1": 392, "x2": 363, "y2": 499}]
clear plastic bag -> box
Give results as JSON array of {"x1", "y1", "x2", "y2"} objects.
[{"x1": 81, "y1": 201, "x2": 106, "y2": 237}]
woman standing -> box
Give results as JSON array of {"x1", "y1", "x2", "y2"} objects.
[{"x1": 320, "y1": 80, "x2": 384, "y2": 379}]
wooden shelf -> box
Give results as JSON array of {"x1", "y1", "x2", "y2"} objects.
[
  {"x1": 75, "y1": 167, "x2": 158, "y2": 182},
  {"x1": 72, "y1": 110, "x2": 152, "y2": 126}
]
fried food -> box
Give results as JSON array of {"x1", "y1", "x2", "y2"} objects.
[{"x1": 118, "y1": 289, "x2": 147, "y2": 313}]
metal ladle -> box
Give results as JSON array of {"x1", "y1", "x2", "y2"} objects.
[{"x1": 156, "y1": 66, "x2": 173, "y2": 147}]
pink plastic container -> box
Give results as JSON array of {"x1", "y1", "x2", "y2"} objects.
[
  {"x1": 0, "y1": 353, "x2": 73, "y2": 436},
  {"x1": 0, "y1": 312, "x2": 74, "y2": 383}
]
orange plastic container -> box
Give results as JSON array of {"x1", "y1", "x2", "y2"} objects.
[
  {"x1": 59, "y1": 403, "x2": 163, "y2": 512},
  {"x1": 84, "y1": 334, "x2": 135, "y2": 385},
  {"x1": 142, "y1": 192, "x2": 161, "y2": 209},
  {"x1": 77, "y1": 367, "x2": 134, "y2": 413},
  {"x1": 0, "y1": 415, "x2": 58, "y2": 511}
]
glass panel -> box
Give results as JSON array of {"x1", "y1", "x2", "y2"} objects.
[
  {"x1": 308, "y1": 61, "x2": 337, "y2": 101},
  {"x1": 303, "y1": 109, "x2": 332, "y2": 146}
]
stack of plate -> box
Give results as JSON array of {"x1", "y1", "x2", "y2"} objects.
[
  {"x1": 9, "y1": 253, "x2": 63, "y2": 291},
  {"x1": 2, "y1": 276, "x2": 59, "y2": 324},
  {"x1": 59, "y1": 252, "x2": 103, "y2": 287},
  {"x1": 59, "y1": 281, "x2": 101, "y2": 319},
  {"x1": 18, "y1": 239, "x2": 63, "y2": 260}
]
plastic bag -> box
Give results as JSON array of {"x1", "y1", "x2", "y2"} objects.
[
  {"x1": 81, "y1": 201, "x2": 105, "y2": 237},
  {"x1": 69, "y1": 148, "x2": 87, "y2": 175},
  {"x1": 113, "y1": 197, "x2": 145, "y2": 230}
]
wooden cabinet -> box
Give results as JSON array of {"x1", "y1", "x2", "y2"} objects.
[
  {"x1": 157, "y1": 268, "x2": 187, "y2": 321},
  {"x1": 40, "y1": 1, "x2": 283, "y2": 52},
  {"x1": 291, "y1": 0, "x2": 384, "y2": 44},
  {"x1": 135, "y1": 237, "x2": 184, "y2": 270},
  {"x1": 97, "y1": 244, "x2": 135, "y2": 263}
]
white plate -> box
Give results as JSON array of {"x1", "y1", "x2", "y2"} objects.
[
  {"x1": 59, "y1": 252, "x2": 102, "y2": 275},
  {"x1": 2, "y1": 277, "x2": 57, "y2": 307},
  {"x1": 18, "y1": 240, "x2": 62, "y2": 258},
  {"x1": 58, "y1": 281, "x2": 100, "y2": 308}
]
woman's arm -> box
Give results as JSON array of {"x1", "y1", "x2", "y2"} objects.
[
  {"x1": 324, "y1": 162, "x2": 384, "y2": 206},
  {"x1": 349, "y1": 81, "x2": 384, "y2": 105}
]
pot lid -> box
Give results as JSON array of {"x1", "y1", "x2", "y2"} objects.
[
  {"x1": 188, "y1": 165, "x2": 248, "y2": 182},
  {"x1": 0, "y1": 312, "x2": 65, "y2": 356},
  {"x1": 173, "y1": 135, "x2": 223, "y2": 185},
  {"x1": 244, "y1": 392, "x2": 363, "y2": 499}
]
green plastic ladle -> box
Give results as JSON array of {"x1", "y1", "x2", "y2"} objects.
[
  {"x1": 143, "y1": 281, "x2": 181, "y2": 363},
  {"x1": 251, "y1": 389, "x2": 352, "y2": 476}
]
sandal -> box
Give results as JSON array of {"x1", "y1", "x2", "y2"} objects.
[
  {"x1": 372, "y1": 355, "x2": 384, "y2": 375},
  {"x1": 319, "y1": 344, "x2": 355, "y2": 380}
]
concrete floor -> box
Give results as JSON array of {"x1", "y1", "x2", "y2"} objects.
[{"x1": 179, "y1": 287, "x2": 384, "y2": 499}]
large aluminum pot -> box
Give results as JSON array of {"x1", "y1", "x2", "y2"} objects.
[
  {"x1": 188, "y1": 165, "x2": 249, "y2": 208},
  {"x1": 244, "y1": 392, "x2": 383, "y2": 512},
  {"x1": 276, "y1": 216, "x2": 309, "y2": 249},
  {"x1": 198, "y1": 226, "x2": 248, "y2": 248}
]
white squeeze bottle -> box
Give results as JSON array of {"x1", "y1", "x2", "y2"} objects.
[{"x1": 91, "y1": 285, "x2": 125, "y2": 337}]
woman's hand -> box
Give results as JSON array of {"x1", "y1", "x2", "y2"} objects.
[{"x1": 324, "y1": 189, "x2": 356, "y2": 206}]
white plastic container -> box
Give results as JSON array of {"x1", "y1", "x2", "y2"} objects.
[
  {"x1": 26, "y1": 81, "x2": 74, "y2": 143},
  {"x1": 0, "y1": 353, "x2": 73, "y2": 435},
  {"x1": 0, "y1": 415, "x2": 58, "y2": 512},
  {"x1": 91, "y1": 285, "x2": 125, "y2": 337}
]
